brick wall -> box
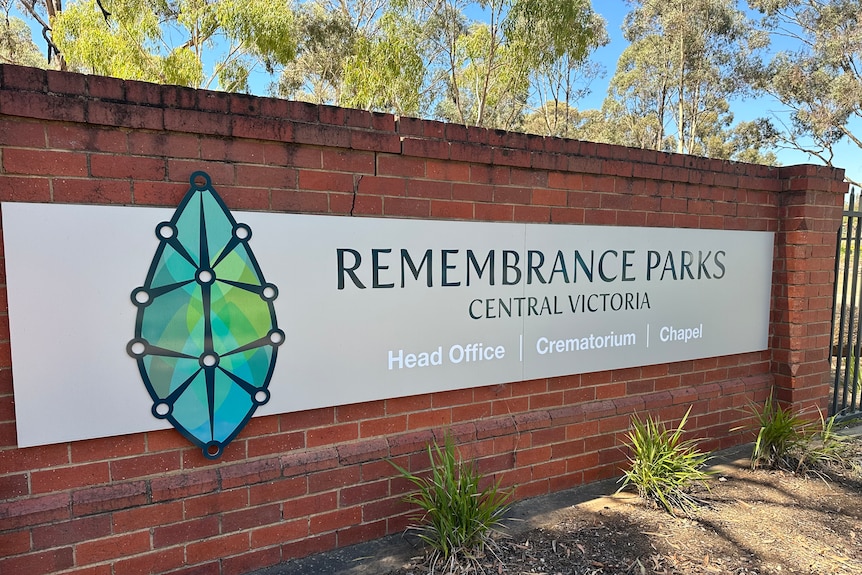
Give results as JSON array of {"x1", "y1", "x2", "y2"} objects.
[{"x1": 0, "y1": 64, "x2": 848, "y2": 575}]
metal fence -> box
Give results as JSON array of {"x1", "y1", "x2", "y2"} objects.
[{"x1": 830, "y1": 187, "x2": 862, "y2": 418}]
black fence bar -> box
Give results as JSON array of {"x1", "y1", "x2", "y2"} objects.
[{"x1": 831, "y1": 187, "x2": 862, "y2": 418}]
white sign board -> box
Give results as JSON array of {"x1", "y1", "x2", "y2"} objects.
[{"x1": 3, "y1": 202, "x2": 774, "y2": 447}]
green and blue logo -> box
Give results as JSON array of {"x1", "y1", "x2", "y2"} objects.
[{"x1": 127, "y1": 172, "x2": 283, "y2": 458}]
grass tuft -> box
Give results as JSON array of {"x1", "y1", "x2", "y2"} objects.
[
  {"x1": 391, "y1": 433, "x2": 511, "y2": 574},
  {"x1": 618, "y1": 406, "x2": 713, "y2": 516},
  {"x1": 742, "y1": 393, "x2": 849, "y2": 474}
]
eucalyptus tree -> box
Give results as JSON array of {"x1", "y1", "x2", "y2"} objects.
[
  {"x1": 747, "y1": 0, "x2": 862, "y2": 183},
  {"x1": 398, "y1": 0, "x2": 604, "y2": 130},
  {"x1": 276, "y1": 0, "x2": 424, "y2": 114},
  {"x1": 509, "y1": 0, "x2": 608, "y2": 137},
  {"x1": 0, "y1": 7, "x2": 46, "y2": 67},
  {"x1": 19, "y1": 0, "x2": 296, "y2": 91},
  {"x1": 605, "y1": 0, "x2": 767, "y2": 157},
  {"x1": 276, "y1": 2, "x2": 355, "y2": 102},
  {"x1": 340, "y1": 10, "x2": 424, "y2": 114}
]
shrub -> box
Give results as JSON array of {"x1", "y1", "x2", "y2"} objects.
[
  {"x1": 618, "y1": 406, "x2": 713, "y2": 515},
  {"x1": 747, "y1": 394, "x2": 810, "y2": 470},
  {"x1": 391, "y1": 434, "x2": 511, "y2": 574},
  {"x1": 744, "y1": 394, "x2": 848, "y2": 473},
  {"x1": 800, "y1": 409, "x2": 850, "y2": 471}
]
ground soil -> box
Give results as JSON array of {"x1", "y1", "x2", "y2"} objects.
[{"x1": 387, "y1": 430, "x2": 862, "y2": 575}]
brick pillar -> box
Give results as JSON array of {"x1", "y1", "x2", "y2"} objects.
[{"x1": 772, "y1": 165, "x2": 847, "y2": 412}]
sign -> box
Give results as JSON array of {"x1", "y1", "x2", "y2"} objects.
[{"x1": 3, "y1": 200, "x2": 774, "y2": 448}]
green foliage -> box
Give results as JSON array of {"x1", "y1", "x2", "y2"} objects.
[
  {"x1": 391, "y1": 434, "x2": 511, "y2": 573},
  {"x1": 50, "y1": 0, "x2": 295, "y2": 90},
  {"x1": 618, "y1": 407, "x2": 713, "y2": 516},
  {"x1": 0, "y1": 15, "x2": 48, "y2": 67},
  {"x1": 276, "y1": 2, "x2": 354, "y2": 103},
  {"x1": 744, "y1": 394, "x2": 849, "y2": 473},
  {"x1": 341, "y1": 10, "x2": 424, "y2": 114},
  {"x1": 601, "y1": 0, "x2": 771, "y2": 160},
  {"x1": 747, "y1": 0, "x2": 862, "y2": 184},
  {"x1": 747, "y1": 394, "x2": 809, "y2": 470}
]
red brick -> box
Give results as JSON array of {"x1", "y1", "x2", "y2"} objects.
[
  {"x1": 0, "y1": 175, "x2": 51, "y2": 202},
  {"x1": 378, "y1": 155, "x2": 425, "y2": 178},
  {"x1": 181, "y1": 440, "x2": 245, "y2": 469},
  {"x1": 71, "y1": 435, "x2": 146, "y2": 463},
  {"x1": 407, "y1": 408, "x2": 451, "y2": 430},
  {"x1": 110, "y1": 451, "x2": 181, "y2": 480},
  {"x1": 164, "y1": 107, "x2": 231, "y2": 136},
  {"x1": 430, "y1": 200, "x2": 473, "y2": 219},
  {"x1": 183, "y1": 488, "x2": 247, "y2": 519},
  {"x1": 247, "y1": 431, "x2": 305, "y2": 457},
  {"x1": 340, "y1": 479, "x2": 389, "y2": 507},
  {"x1": 0, "y1": 117, "x2": 45, "y2": 147},
  {"x1": 232, "y1": 114, "x2": 292, "y2": 141},
  {"x1": 151, "y1": 469, "x2": 219, "y2": 502},
  {"x1": 336, "y1": 401, "x2": 386, "y2": 422},
  {"x1": 0, "y1": 529, "x2": 30, "y2": 555},
  {"x1": 383, "y1": 197, "x2": 430, "y2": 218},
  {"x1": 89, "y1": 99, "x2": 164, "y2": 130},
  {"x1": 337, "y1": 520, "x2": 387, "y2": 547},
  {"x1": 222, "y1": 546, "x2": 282, "y2": 575},
  {"x1": 359, "y1": 415, "x2": 407, "y2": 438},
  {"x1": 221, "y1": 458, "x2": 281, "y2": 489},
  {"x1": 222, "y1": 503, "x2": 281, "y2": 533},
  {"x1": 452, "y1": 402, "x2": 492, "y2": 422},
  {"x1": 97, "y1": 154, "x2": 166, "y2": 180},
  {"x1": 2, "y1": 64, "x2": 47, "y2": 90},
  {"x1": 166, "y1": 159, "x2": 235, "y2": 186},
  {"x1": 32, "y1": 515, "x2": 111, "y2": 550},
  {"x1": 407, "y1": 179, "x2": 452, "y2": 200},
  {"x1": 0, "y1": 547, "x2": 74, "y2": 575},
  {"x1": 0, "y1": 472, "x2": 28, "y2": 498},
  {"x1": 3, "y1": 149, "x2": 87, "y2": 176},
  {"x1": 76, "y1": 531, "x2": 151, "y2": 564},
  {"x1": 29, "y1": 462, "x2": 108, "y2": 494},
  {"x1": 293, "y1": 124, "x2": 351, "y2": 148},
  {"x1": 323, "y1": 149, "x2": 375, "y2": 173},
  {"x1": 249, "y1": 476, "x2": 307, "y2": 505},
  {"x1": 129, "y1": 131, "x2": 199, "y2": 158},
  {"x1": 532, "y1": 188, "x2": 567, "y2": 206},
  {"x1": 329, "y1": 191, "x2": 354, "y2": 214},
  {"x1": 0, "y1": 493, "x2": 69, "y2": 531},
  {"x1": 112, "y1": 501, "x2": 183, "y2": 533},
  {"x1": 308, "y1": 467, "x2": 361, "y2": 493},
  {"x1": 111, "y1": 547, "x2": 185, "y2": 575},
  {"x1": 282, "y1": 491, "x2": 337, "y2": 520},
  {"x1": 187, "y1": 532, "x2": 250, "y2": 564},
  {"x1": 133, "y1": 180, "x2": 186, "y2": 206},
  {"x1": 385, "y1": 395, "x2": 431, "y2": 414},
  {"x1": 475, "y1": 203, "x2": 514, "y2": 221},
  {"x1": 47, "y1": 124, "x2": 126, "y2": 152},
  {"x1": 72, "y1": 481, "x2": 147, "y2": 516},
  {"x1": 310, "y1": 506, "x2": 362, "y2": 534},
  {"x1": 53, "y1": 177, "x2": 133, "y2": 204},
  {"x1": 280, "y1": 447, "x2": 339, "y2": 477},
  {"x1": 0, "y1": 90, "x2": 85, "y2": 123},
  {"x1": 272, "y1": 189, "x2": 329, "y2": 212},
  {"x1": 337, "y1": 438, "x2": 389, "y2": 465},
  {"x1": 153, "y1": 516, "x2": 220, "y2": 548},
  {"x1": 306, "y1": 422, "x2": 359, "y2": 447}
]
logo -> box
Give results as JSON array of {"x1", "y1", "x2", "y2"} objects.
[{"x1": 127, "y1": 172, "x2": 283, "y2": 458}]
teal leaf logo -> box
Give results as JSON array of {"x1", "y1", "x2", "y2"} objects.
[{"x1": 128, "y1": 171, "x2": 283, "y2": 459}]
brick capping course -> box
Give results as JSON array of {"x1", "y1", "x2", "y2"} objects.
[
  {"x1": 1, "y1": 65, "x2": 842, "y2": 189},
  {"x1": 0, "y1": 64, "x2": 848, "y2": 575}
]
